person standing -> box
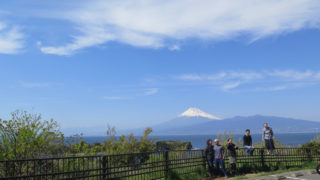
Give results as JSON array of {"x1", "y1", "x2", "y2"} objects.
[
  {"x1": 262, "y1": 123, "x2": 275, "y2": 154},
  {"x1": 226, "y1": 138, "x2": 238, "y2": 177},
  {"x1": 204, "y1": 139, "x2": 215, "y2": 178},
  {"x1": 213, "y1": 139, "x2": 228, "y2": 178},
  {"x1": 243, "y1": 129, "x2": 255, "y2": 156}
]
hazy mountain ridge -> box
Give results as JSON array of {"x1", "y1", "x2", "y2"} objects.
[
  {"x1": 150, "y1": 114, "x2": 320, "y2": 135},
  {"x1": 62, "y1": 108, "x2": 320, "y2": 136}
]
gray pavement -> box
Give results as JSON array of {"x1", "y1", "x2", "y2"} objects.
[{"x1": 247, "y1": 169, "x2": 319, "y2": 180}]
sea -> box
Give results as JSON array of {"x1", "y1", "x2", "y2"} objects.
[{"x1": 78, "y1": 133, "x2": 320, "y2": 149}]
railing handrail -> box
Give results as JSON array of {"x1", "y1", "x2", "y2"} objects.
[
  {"x1": 0, "y1": 147, "x2": 315, "y2": 162},
  {"x1": 1, "y1": 147, "x2": 319, "y2": 179}
]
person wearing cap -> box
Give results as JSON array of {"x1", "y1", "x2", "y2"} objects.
[
  {"x1": 243, "y1": 129, "x2": 255, "y2": 156},
  {"x1": 213, "y1": 139, "x2": 228, "y2": 178}
]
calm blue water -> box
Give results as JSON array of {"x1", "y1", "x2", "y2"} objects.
[{"x1": 79, "y1": 133, "x2": 320, "y2": 149}]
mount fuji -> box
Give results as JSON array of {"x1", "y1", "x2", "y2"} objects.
[
  {"x1": 179, "y1": 107, "x2": 221, "y2": 120},
  {"x1": 63, "y1": 108, "x2": 320, "y2": 136},
  {"x1": 149, "y1": 108, "x2": 222, "y2": 135}
]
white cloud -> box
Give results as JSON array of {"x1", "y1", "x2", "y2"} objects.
[
  {"x1": 36, "y1": 41, "x2": 42, "y2": 46},
  {"x1": 103, "y1": 88, "x2": 159, "y2": 100},
  {"x1": 221, "y1": 81, "x2": 241, "y2": 91},
  {"x1": 255, "y1": 85, "x2": 289, "y2": 92},
  {"x1": 177, "y1": 71, "x2": 262, "y2": 82},
  {"x1": 228, "y1": 72, "x2": 263, "y2": 81},
  {"x1": 103, "y1": 96, "x2": 129, "y2": 100},
  {"x1": 19, "y1": 81, "x2": 62, "y2": 88},
  {"x1": 254, "y1": 82, "x2": 316, "y2": 92},
  {"x1": 176, "y1": 74, "x2": 202, "y2": 81},
  {"x1": 144, "y1": 88, "x2": 159, "y2": 96},
  {"x1": 268, "y1": 86, "x2": 289, "y2": 91},
  {"x1": 0, "y1": 21, "x2": 24, "y2": 54},
  {"x1": 40, "y1": 0, "x2": 320, "y2": 55},
  {"x1": 176, "y1": 70, "x2": 320, "y2": 92},
  {"x1": 20, "y1": 81, "x2": 51, "y2": 88},
  {"x1": 169, "y1": 45, "x2": 180, "y2": 51},
  {"x1": 267, "y1": 70, "x2": 315, "y2": 81},
  {"x1": 207, "y1": 72, "x2": 228, "y2": 80},
  {"x1": 41, "y1": 26, "x2": 115, "y2": 55}
]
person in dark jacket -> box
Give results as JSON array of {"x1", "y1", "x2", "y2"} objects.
[
  {"x1": 227, "y1": 138, "x2": 238, "y2": 176},
  {"x1": 243, "y1": 129, "x2": 255, "y2": 156},
  {"x1": 204, "y1": 139, "x2": 215, "y2": 177},
  {"x1": 214, "y1": 139, "x2": 228, "y2": 178}
]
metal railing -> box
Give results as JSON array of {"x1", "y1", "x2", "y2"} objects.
[
  {"x1": 230, "y1": 148, "x2": 320, "y2": 173},
  {"x1": 0, "y1": 150, "x2": 203, "y2": 179},
  {"x1": 0, "y1": 148, "x2": 319, "y2": 179}
]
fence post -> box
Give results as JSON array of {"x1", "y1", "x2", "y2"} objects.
[
  {"x1": 260, "y1": 149, "x2": 265, "y2": 168},
  {"x1": 201, "y1": 150, "x2": 207, "y2": 171},
  {"x1": 102, "y1": 156, "x2": 108, "y2": 180},
  {"x1": 164, "y1": 151, "x2": 169, "y2": 180},
  {"x1": 306, "y1": 148, "x2": 312, "y2": 162},
  {"x1": 5, "y1": 161, "x2": 8, "y2": 177}
]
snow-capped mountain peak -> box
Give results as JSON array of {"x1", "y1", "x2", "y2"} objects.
[{"x1": 179, "y1": 107, "x2": 222, "y2": 120}]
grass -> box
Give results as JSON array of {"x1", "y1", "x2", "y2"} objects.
[{"x1": 169, "y1": 167, "x2": 207, "y2": 180}]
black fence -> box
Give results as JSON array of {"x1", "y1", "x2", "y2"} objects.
[
  {"x1": 231, "y1": 148, "x2": 320, "y2": 173},
  {"x1": 0, "y1": 148, "x2": 319, "y2": 179},
  {"x1": 0, "y1": 150, "x2": 203, "y2": 180}
]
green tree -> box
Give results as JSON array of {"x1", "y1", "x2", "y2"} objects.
[
  {"x1": 138, "y1": 127, "x2": 157, "y2": 152},
  {"x1": 216, "y1": 131, "x2": 240, "y2": 146},
  {"x1": 298, "y1": 135, "x2": 320, "y2": 154},
  {"x1": 103, "y1": 126, "x2": 156, "y2": 154},
  {"x1": 0, "y1": 110, "x2": 64, "y2": 160},
  {"x1": 102, "y1": 125, "x2": 156, "y2": 167}
]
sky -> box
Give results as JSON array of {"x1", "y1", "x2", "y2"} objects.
[{"x1": 1, "y1": 0, "x2": 320, "y2": 134}]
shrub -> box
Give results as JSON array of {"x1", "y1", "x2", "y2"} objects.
[{"x1": 0, "y1": 110, "x2": 64, "y2": 160}]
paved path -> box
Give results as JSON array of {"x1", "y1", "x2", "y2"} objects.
[
  {"x1": 201, "y1": 169, "x2": 319, "y2": 180},
  {"x1": 246, "y1": 169, "x2": 319, "y2": 180}
]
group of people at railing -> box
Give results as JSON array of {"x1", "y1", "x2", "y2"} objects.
[{"x1": 204, "y1": 123, "x2": 275, "y2": 178}]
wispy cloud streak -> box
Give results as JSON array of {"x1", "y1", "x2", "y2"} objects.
[
  {"x1": 176, "y1": 70, "x2": 320, "y2": 92},
  {"x1": 20, "y1": 81, "x2": 53, "y2": 88},
  {"x1": 144, "y1": 88, "x2": 159, "y2": 96},
  {"x1": 40, "y1": 0, "x2": 320, "y2": 55},
  {"x1": 103, "y1": 87, "x2": 159, "y2": 100},
  {"x1": 103, "y1": 96, "x2": 130, "y2": 100}
]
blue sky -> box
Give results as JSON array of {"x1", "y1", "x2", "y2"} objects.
[{"x1": 1, "y1": 0, "x2": 320, "y2": 134}]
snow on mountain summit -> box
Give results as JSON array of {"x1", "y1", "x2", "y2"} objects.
[{"x1": 179, "y1": 107, "x2": 222, "y2": 120}]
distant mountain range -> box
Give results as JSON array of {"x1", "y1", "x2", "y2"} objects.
[
  {"x1": 126, "y1": 108, "x2": 320, "y2": 135},
  {"x1": 62, "y1": 107, "x2": 320, "y2": 136}
]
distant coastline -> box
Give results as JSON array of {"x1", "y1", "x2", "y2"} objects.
[{"x1": 71, "y1": 132, "x2": 320, "y2": 149}]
